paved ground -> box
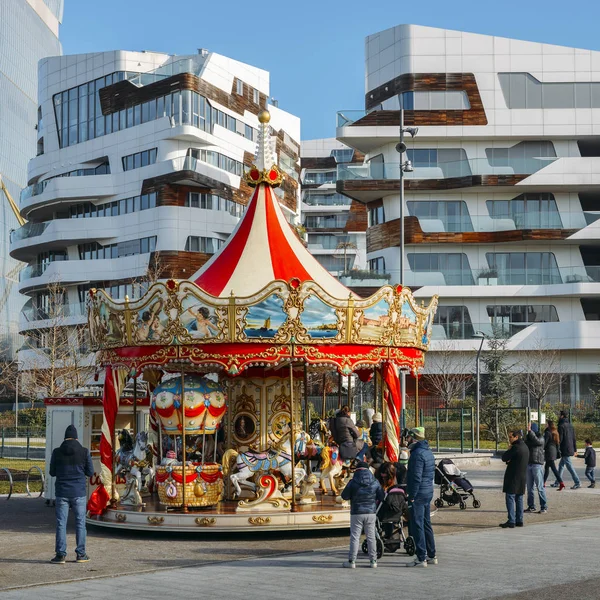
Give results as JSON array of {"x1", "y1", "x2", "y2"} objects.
[
  {"x1": 0, "y1": 459, "x2": 597, "y2": 595},
  {"x1": 2, "y1": 517, "x2": 600, "y2": 600}
]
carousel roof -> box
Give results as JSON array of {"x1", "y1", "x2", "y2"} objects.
[{"x1": 192, "y1": 111, "x2": 353, "y2": 299}]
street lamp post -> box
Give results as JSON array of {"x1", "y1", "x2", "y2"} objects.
[
  {"x1": 395, "y1": 100, "x2": 418, "y2": 418},
  {"x1": 14, "y1": 368, "x2": 19, "y2": 431},
  {"x1": 473, "y1": 332, "x2": 486, "y2": 450}
]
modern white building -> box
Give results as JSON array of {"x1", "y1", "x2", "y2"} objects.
[
  {"x1": 12, "y1": 49, "x2": 300, "y2": 371},
  {"x1": 0, "y1": 0, "x2": 63, "y2": 355},
  {"x1": 336, "y1": 24, "x2": 600, "y2": 404},
  {"x1": 301, "y1": 139, "x2": 371, "y2": 294}
]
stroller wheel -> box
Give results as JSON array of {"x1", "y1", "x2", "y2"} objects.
[
  {"x1": 362, "y1": 538, "x2": 384, "y2": 559},
  {"x1": 404, "y1": 536, "x2": 416, "y2": 556},
  {"x1": 434, "y1": 498, "x2": 444, "y2": 509},
  {"x1": 459, "y1": 501, "x2": 467, "y2": 510},
  {"x1": 473, "y1": 499, "x2": 481, "y2": 509}
]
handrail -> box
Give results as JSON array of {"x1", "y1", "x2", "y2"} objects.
[
  {"x1": 0, "y1": 467, "x2": 13, "y2": 500},
  {"x1": 26, "y1": 466, "x2": 44, "y2": 498}
]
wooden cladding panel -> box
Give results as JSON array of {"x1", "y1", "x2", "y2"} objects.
[
  {"x1": 301, "y1": 152, "x2": 366, "y2": 171},
  {"x1": 99, "y1": 73, "x2": 268, "y2": 119},
  {"x1": 338, "y1": 174, "x2": 527, "y2": 196},
  {"x1": 367, "y1": 217, "x2": 577, "y2": 253},
  {"x1": 149, "y1": 251, "x2": 210, "y2": 280},
  {"x1": 344, "y1": 200, "x2": 368, "y2": 233},
  {"x1": 363, "y1": 73, "x2": 487, "y2": 126}
]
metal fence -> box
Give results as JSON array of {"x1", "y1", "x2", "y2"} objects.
[{"x1": 0, "y1": 427, "x2": 45, "y2": 498}]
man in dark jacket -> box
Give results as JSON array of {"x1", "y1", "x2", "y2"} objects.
[
  {"x1": 370, "y1": 412, "x2": 383, "y2": 446},
  {"x1": 500, "y1": 430, "x2": 529, "y2": 528},
  {"x1": 341, "y1": 461, "x2": 384, "y2": 568},
  {"x1": 406, "y1": 427, "x2": 436, "y2": 567},
  {"x1": 49, "y1": 425, "x2": 94, "y2": 564},
  {"x1": 332, "y1": 406, "x2": 365, "y2": 461},
  {"x1": 557, "y1": 411, "x2": 581, "y2": 489},
  {"x1": 525, "y1": 422, "x2": 548, "y2": 514}
]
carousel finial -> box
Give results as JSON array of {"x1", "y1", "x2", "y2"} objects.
[{"x1": 244, "y1": 109, "x2": 283, "y2": 188}]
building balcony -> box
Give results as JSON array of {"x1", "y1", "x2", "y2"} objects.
[
  {"x1": 19, "y1": 301, "x2": 87, "y2": 334},
  {"x1": 18, "y1": 254, "x2": 151, "y2": 293},
  {"x1": 367, "y1": 213, "x2": 597, "y2": 253},
  {"x1": 336, "y1": 158, "x2": 556, "y2": 203}
]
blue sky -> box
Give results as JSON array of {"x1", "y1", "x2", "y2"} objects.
[{"x1": 60, "y1": 0, "x2": 600, "y2": 141}]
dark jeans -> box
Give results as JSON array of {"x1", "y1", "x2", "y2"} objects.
[
  {"x1": 505, "y1": 493, "x2": 524, "y2": 525},
  {"x1": 409, "y1": 499, "x2": 436, "y2": 562},
  {"x1": 585, "y1": 467, "x2": 595, "y2": 483},
  {"x1": 544, "y1": 460, "x2": 562, "y2": 484},
  {"x1": 55, "y1": 496, "x2": 87, "y2": 556}
]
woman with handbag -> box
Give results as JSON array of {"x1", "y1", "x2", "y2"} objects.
[{"x1": 544, "y1": 420, "x2": 565, "y2": 490}]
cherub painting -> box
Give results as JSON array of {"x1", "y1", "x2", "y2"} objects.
[{"x1": 135, "y1": 299, "x2": 167, "y2": 342}]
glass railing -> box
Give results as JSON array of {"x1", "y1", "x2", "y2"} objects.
[
  {"x1": 10, "y1": 221, "x2": 49, "y2": 243},
  {"x1": 337, "y1": 110, "x2": 376, "y2": 127},
  {"x1": 302, "y1": 190, "x2": 352, "y2": 206},
  {"x1": 20, "y1": 180, "x2": 49, "y2": 203},
  {"x1": 302, "y1": 176, "x2": 337, "y2": 185},
  {"x1": 408, "y1": 211, "x2": 600, "y2": 233},
  {"x1": 126, "y1": 57, "x2": 204, "y2": 87},
  {"x1": 21, "y1": 301, "x2": 87, "y2": 322},
  {"x1": 304, "y1": 216, "x2": 350, "y2": 229},
  {"x1": 19, "y1": 257, "x2": 68, "y2": 282},
  {"x1": 359, "y1": 266, "x2": 600, "y2": 287},
  {"x1": 337, "y1": 157, "x2": 557, "y2": 182},
  {"x1": 431, "y1": 321, "x2": 540, "y2": 340}
]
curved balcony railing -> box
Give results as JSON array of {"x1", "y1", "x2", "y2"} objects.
[
  {"x1": 337, "y1": 157, "x2": 557, "y2": 182},
  {"x1": 21, "y1": 301, "x2": 87, "y2": 323},
  {"x1": 10, "y1": 221, "x2": 49, "y2": 243},
  {"x1": 19, "y1": 257, "x2": 68, "y2": 282},
  {"x1": 431, "y1": 321, "x2": 539, "y2": 340},
  {"x1": 302, "y1": 190, "x2": 352, "y2": 206}
]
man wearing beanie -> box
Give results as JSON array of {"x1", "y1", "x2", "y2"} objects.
[
  {"x1": 340, "y1": 461, "x2": 384, "y2": 569},
  {"x1": 49, "y1": 425, "x2": 94, "y2": 564},
  {"x1": 406, "y1": 427, "x2": 436, "y2": 567}
]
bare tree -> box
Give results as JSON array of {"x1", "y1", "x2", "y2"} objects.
[
  {"x1": 421, "y1": 341, "x2": 474, "y2": 408},
  {"x1": 19, "y1": 281, "x2": 95, "y2": 400},
  {"x1": 517, "y1": 338, "x2": 563, "y2": 418}
]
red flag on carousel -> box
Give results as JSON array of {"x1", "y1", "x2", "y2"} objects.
[{"x1": 87, "y1": 483, "x2": 110, "y2": 515}]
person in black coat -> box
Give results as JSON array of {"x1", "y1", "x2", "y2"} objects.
[
  {"x1": 500, "y1": 430, "x2": 529, "y2": 528},
  {"x1": 524, "y1": 423, "x2": 548, "y2": 513},
  {"x1": 543, "y1": 420, "x2": 564, "y2": 489},
  {"x1": 331, "y1": 406, "x2": 365, "y2": 461},
  {"x1": 557, "y1": 411, "x2": 581, "y2": 489}
]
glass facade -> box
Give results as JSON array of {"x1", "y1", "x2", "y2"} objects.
[
  {"x1": 487, "y1": 193, "x2": 562, "y2": 229},
  {"x1": 185, "y1": 192, "x2": 244, "y2": 217},
  {"x1": 407, "y1": 201, "x2": 473, "y2": 232},
  {"x1": 485, "y1": 252, "x2": 562, "y2": 285},
  {"x1": 0, "y1": 0, "x2": 62, "y2": 354},
  {"x1": 122, "y1": 148, "x2": 157, "y2": 171},
  {"x1": 185, "y1": 236, "x2": 224, "y2": 254},
  {"x1": 53, "y1": 78, "x2": 257, "y2": 149}
]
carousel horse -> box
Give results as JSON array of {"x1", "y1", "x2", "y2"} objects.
[
  {"x1": 319, "y1": 444, "x2": 346, "y2": 496},
  {"x1": 222, "y1": 430, "x2": 307, "y2": 498},
  {"x1": 116, "y1": 430, "x2": 154, "y2": 494}
]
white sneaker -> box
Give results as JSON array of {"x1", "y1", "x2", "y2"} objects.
[
  {"x1": 427, "y1": 556, "x2": 438, "y2": 565},
  {"x1": 342, "y1": 560, "x2": 356, "y2": 569},
  {"x1": 370, "y1": 560, "x2": 377, "y2": 568},
  {"x1": 406, "y1": 558, "x2": 427, "y2": 567}
]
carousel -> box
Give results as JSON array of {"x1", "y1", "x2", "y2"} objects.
[{"x1": 83, "y1": 110, "x2": 438, "y2": 532}]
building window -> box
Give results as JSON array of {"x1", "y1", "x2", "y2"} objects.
[
  {"x1": 485, "y1": 141, "x2": 556, "y2": 173},
  {"x1": 308, "y1": 234, "x2": 351, "y2": 250},
  {"x1": 485, "y1": 252, "x2": 561, "y2": 285},
  {"x1": 279, "y1": 151, "x2": 298, "y2": 180},
  {"x1": 303, "y1": 191, "x2": 351, "y2": 206},
  {"x1": 407, "y1": 201, "x2": 473, "y2": 232},
  {"x1": 487, "y1": 193, "x2": 562, "y2": 229},
  {"x1": 78, "y1": 236, "x2": 156, "y2": 260},
  {"x1": 486, "y1": 304, "x2": 559, "y2": 336},
  {"x1": 304, "y1": 215, "x2": 349, "y2": 229},
  {"x1": 315, "y1": 255, "x2": 355, "y2": 272},
  {"x1": 69, "y1": 192, "x2": 157, "y2": 219},
  {"x1": 253, "y1": 88, "x2": 259, "y2": 104},
  {"x1": 498, "y1": 72, "x2": 600, "y2": 110},
  {"x1": 302, "y1": 170, "x2": 336, "y2": 185},
  {"x1": 185, "y1": 192, "x2": 244, "y2": 217},
  {"x1": 397, "y1": 90, "x2": 470, "y2": 110},
  {"x1": 187, "y1": 149, "x2": 244, "y2": 177},
  {"x1": 185, "y1": 236, "x2": 224, "y2": 254},
  {"x1": 408, "y1": 253, "x2": 474, "y2": 285},
  {"x1": 330, "y1": 149, "x2": 355, "y2": 163},
  {"x1": 122, "y1": 148, "x2": 157, "y2": 171},
  {"x1": 433, "y1": 306, "x2": 474, "y2": 340},
  {"x1": 406, "y1": 149, "x2": 468, "y2": 177},
  {"x1": 236, "y1": 79, "x2": 243, "y2": 95},
  {"x1": 368, "y1": 257, "x2": 386, "y2": 273},
  {"x1": 369, "y1": 205, "x2": 385, "y2": 226}
]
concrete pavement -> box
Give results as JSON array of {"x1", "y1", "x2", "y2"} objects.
[{"x1": 1, "y1": 516, "x2": 599, "y2": 600}]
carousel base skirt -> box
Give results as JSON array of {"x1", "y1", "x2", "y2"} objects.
[{"x1": 87, "y1": 491, "x2": 350, "y2": 532}]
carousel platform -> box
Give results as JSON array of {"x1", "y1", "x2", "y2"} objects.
[{"x1": 88, "y1": 490, "x2": 350, "y2": 533}]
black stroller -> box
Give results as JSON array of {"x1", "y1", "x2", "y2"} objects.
[
  {"x1": 362, "y1": 486, "x2": 415, "y2": 558},
  {"x1": 434, "y1": 458, "x2": 481, "y2": 510}
]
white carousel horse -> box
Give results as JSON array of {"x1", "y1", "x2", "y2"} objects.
[
  {"x1": 116, "y1": 430, "x2": 155, "y2": 494},
  {"x1": 318, "y1": 445, "x2": 346, "y2": 496},
  {"x1": 222, "y1": 431, "x2": 307, "y2": 498}
]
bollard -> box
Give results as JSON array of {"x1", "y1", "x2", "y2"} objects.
[{"x1": 26, "y1": 430, "x2": 30, "y2": 460}]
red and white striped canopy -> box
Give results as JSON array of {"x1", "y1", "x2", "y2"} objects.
[{"x1": 192, "y1": 183, "x2": 353, "y2": 298}]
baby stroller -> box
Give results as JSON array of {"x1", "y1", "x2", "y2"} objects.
[
  {"x1": 434, "y1": 458, "x2": 481, "y2": 510},
  {"x1": 361, "y1": 486, "x2": 415, "y2": 559}
]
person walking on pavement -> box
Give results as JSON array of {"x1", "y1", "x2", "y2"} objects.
[
  {"x1": 340, "y1": 461, "x2": 384, "y2": 569},
  {"x1": 49, "y1": 425, "x2": 94, "y2": 564},
  {"x1": 524, "y1": 422, "x2": 548, "y2": 514},
  {"x1": 543, "y1": 420, "x2": 564, "y2": 490},
  {"x1": 406, "y1": 427, "x2": 436, "y2": 567},
  {"x1": 500, "y1": 430, "x2": 529, "y2": 529},
  {"x1": 555, "y1": 411, "x2": 581, "y2": 489},
  {"x1": 583, "y1": 438, "x2": 596, "y2": 488}
]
